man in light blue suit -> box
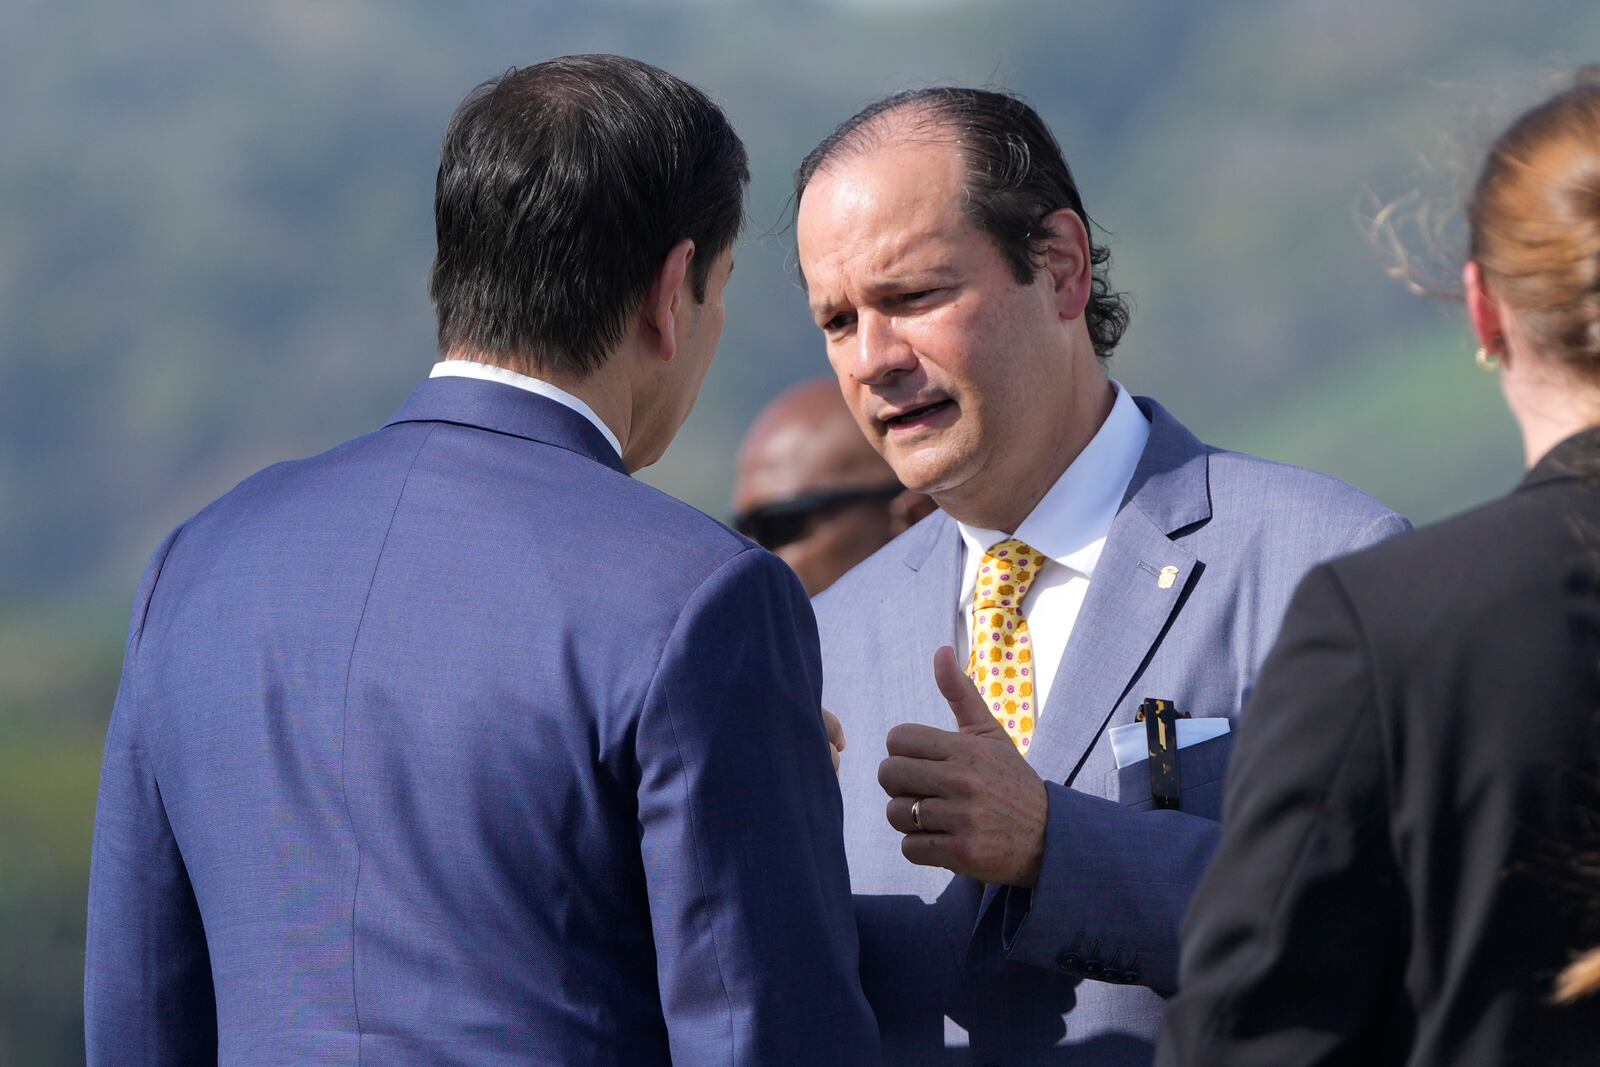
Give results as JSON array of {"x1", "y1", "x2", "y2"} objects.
[
  {"x1": 793, "y1": 87, "x2": 1409, "y2": 1064},
  {"x1": 85, "y1": 55, "x2": 879, "y2": 1065}
]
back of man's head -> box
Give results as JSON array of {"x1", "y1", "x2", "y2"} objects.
[{"x1": 430, "y1": 54, "x2": 749, "y2": 378}]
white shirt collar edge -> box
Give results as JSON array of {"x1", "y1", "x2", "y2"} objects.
[
  {"x1": 429, "y1": 360, "x2": 624, "y2": 461},
  {"x1": 957, "y1": 381, "x2": 1150, "y2": 598}
]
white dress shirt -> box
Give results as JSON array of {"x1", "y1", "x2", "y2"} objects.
[
  {"x1": 955, "y1": 383, "x2": 1150, "y2": 717},
  {"x1": 430, "y1": 359, "x2": 624, "y2": 461}
]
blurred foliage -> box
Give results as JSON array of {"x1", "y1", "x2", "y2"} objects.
[
  {"x1": 2, "y1": 0, "x2": 1596, "y2": 1061},
  {"x1": 0, "y1": 723, "x2": 104, "y2": 1064}
]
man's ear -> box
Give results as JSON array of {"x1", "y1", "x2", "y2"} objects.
[
  {"x1": 643, "y1": 238, "x2": 697, "y2": 364},
  {"x1": 1037, "y1": 208, "x2": 1093, "y2": 322},
  {"x1": 1463, "y1": 259, "x2": 1506, "y2": 362}
]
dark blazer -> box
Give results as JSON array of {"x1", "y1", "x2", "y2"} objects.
[
  {"x1": 1158, "y1": 430, "x2": 1600, "y2": 1067},
  {"x1": 85, "y1": 376, "x2": 880, "y2": 1065}
]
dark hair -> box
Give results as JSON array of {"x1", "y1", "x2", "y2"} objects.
[
  {"x1": 429, "y1": 54, "x2": 749, "y2": 377},
  {"x1": 794, "y1": 87, "x2": 1129, "y2": 362},
  {"x1": 1468, "y1": 68, "x2": 1600, "y2": 379}
]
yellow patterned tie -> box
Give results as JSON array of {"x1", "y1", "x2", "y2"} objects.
[{"x1": 968, "y1": 539, "x2": 1048, "y2": 753}]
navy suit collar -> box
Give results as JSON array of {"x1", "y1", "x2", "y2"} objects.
[{"x1": 384, "y1": 376, "x2": 629, "y2": 476}]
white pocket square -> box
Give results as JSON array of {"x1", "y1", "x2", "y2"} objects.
[{"x1": 1108, "y1": 717, "x2": 1231, "y2": 770}]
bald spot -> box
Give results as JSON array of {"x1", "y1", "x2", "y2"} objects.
[
  {"x1": 815, "y1": 102, "x2": 954, "y2": 182},
  {"x1": 734, "y1": 379, "x2": 897, "y2": 512},
  {"x1": 798, "y1": 104, "x2": 960, "y2": 281}
]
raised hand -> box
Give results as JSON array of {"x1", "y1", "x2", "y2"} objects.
[{"x1": 878, "y1": 646, "x2": 1050, "y2": 887}]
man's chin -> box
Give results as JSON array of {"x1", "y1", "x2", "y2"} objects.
[{"x1": 884, "y1": 451, "x2": 968, "y2": 502}]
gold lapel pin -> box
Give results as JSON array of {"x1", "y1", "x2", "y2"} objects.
[{"x1": 1157, "y1": 565, "x2": 1180, "y2": 590}]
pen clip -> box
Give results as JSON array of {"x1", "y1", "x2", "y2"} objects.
[{"x1": 1138, "y1": 698, "x2": 1185, "y2": 810}]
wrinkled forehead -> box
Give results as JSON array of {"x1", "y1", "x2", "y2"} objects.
[{"x1": 795, "y1": 139, "x2": 973, "y2": 288}]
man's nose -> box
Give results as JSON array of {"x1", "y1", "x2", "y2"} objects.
[{"x1": 852, "y1": 311, "x2": 918, "y2": 386}]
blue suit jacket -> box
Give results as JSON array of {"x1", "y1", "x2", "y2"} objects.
[
  {"x1": 86, "y1": 376, "x2": 880, "y2": 1065},
  {"x1": 815, "y1": 397, "x2": 1408, "y2": 1066}
]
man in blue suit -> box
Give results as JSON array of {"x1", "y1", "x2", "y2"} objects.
[
  {"x1": 792, "y1": 87, "x2": 1409, "y2": 1064},
  {"x1": 85, "y1": 55, "x2": 880, "y2": 1065}
]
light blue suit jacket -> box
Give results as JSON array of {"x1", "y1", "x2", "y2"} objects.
[
  {"x1": 85, "y1": 377, "x2": 880, "y2": 1065},
  {"x1": 815, "y1": 397, "x2": 1408, "y2": 1066}
]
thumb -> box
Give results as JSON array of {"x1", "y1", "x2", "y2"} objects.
[{"x1": 934, "y1": 645, "x2": 1005, "y2": 738}]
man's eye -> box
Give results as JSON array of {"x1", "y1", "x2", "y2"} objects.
[
  {"x1": 822, "y1": 311, "x2": 856, "y2": 333},
  {"x1": 896, "y1": 289, "x2": 936, "y2": 305}
]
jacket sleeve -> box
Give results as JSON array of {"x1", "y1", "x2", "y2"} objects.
[
  {"x1": 85, "y1": 527, "x2": 219, "y2": 1066},
  {"x1": 1343, "y1": 511, "x2": 1412, "y2": 553},
  {"x1": 998, "y1": 785, "x2": 1222, "y2": 994},
  {"x1": 1155, "y1": 563, "x2": 1401, "y2": 1067},
  {"x1": 634, "y1": 547, "x2": 881, "y2": 1066},
  {"x1": 996, "y1": 511, "x2": 1411, "y2": 996}
]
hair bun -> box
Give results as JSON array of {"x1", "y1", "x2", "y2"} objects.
[{"x1": 1575, "y1": 64, "x2": 1600, "y2": 89}]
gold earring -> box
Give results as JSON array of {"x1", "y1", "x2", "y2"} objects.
[{"x1": 1475, "y1": 347, "x2": 1501, "y2": 371}]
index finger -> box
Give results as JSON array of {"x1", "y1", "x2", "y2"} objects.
[
  {"x1": 821, "y1": 707, "x2": 846, "y2": 753},
  {"x1": 885, "y1": 722, "x2": 964, "y2": 760}
]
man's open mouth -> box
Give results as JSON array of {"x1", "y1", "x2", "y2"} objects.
[{"x1": 883, "y1": 399, "x2": 954, "y2": 429}]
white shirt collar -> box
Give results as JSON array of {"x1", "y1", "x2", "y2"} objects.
[
  {"x1": 957, "y1": 381, "x2": 1150, "y2": 589},
  {"x1": 429, "y1": 359, "x2": 624, "y2": 461}
]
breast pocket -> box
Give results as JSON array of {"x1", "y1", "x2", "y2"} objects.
[{"x1": 1103, "y1": 731, "x2": 1235, "y2": 820}]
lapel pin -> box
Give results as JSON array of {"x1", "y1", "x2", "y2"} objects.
[{"x1": 1157, "y1": 565, "x2": 1180, "y2": 590}]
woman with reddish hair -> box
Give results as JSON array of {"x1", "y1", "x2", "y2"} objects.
[{"x1": 1159, "y1": 72, "x2": 1600, "y2": 1066}]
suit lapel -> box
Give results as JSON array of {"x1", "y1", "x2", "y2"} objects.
[
  {"x1": 1024, "y1": 508, "x2": 1197, "y2": 789},
  {"x1": 880, "y1": 514, "x2": 962, "y2": 729},
  {"x1": 974, "y1": 396, "x2": 1211, "y2": 922},
  {"x1": 1029, "y1": 396, "x2": 1211, "y2": 788}
]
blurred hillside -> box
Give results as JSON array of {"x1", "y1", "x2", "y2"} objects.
[{"x1": 4, "y1": 0, "x2": 1597, "y2": 1061}]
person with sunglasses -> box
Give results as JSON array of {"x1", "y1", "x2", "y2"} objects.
[{"x1": 734, "y1": 377, "x2": 933, "y2": 596}]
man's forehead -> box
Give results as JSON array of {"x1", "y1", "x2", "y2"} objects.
[
  {"x1": 798, "y1": 143, "x2": 972, "y2": 289},
  {"x1": 806, "y1": 140, "x2": 964, "y2": 222}
]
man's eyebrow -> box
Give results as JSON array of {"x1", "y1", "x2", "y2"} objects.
[
  {"x1": 861, "y1": 267, "x2": 958, "y2": 295},
  {"x1": 882, "y1": 266, "x2": 956, "y2": 285}
]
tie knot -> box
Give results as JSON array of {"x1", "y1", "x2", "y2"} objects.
[{"x1": 974, "y1": 538, "x2": 1046, "y2": 610}]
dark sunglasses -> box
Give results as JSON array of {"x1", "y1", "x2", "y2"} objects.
[{"x1": 733, "y1": 484, "x2": 904, "y2": 550}]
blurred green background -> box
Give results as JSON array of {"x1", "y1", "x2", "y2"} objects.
[{"x1": 4, "y1": 0, "x2": 1597, "y2": 1061}]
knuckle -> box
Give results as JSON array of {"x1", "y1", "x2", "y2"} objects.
[
  {"x1": 949, "y1": 768, "x2": 983, "y2": 798},
  {"x1": 877, "y1": 757, "x2": 901, "y2": 792},
  {"x1": 958, "y1": 743, "x2": 990, "y2": 772},
  {"x1": 909, "y1": 836, "x2": 942, "y2": 866}
]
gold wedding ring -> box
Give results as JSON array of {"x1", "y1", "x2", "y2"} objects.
[{"x1": 910, "y1": 798, "x2": 924, "y2": 832}]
